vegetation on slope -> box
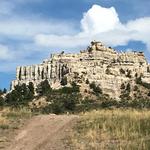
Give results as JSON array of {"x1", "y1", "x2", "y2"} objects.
[
  {"x1": 1, "y1": 78, "x2": 150, "y2": 114},
  {"x1": 1, "y1": 78, "x2": 150, "y2": 149}
]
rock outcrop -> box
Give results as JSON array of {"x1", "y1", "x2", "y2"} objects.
[{"x1": 11, "y1": 41, "x2": 150, "y2": 99}]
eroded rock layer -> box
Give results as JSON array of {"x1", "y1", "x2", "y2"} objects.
[{"x1": 11, "y1": 41, "x2": 150, "y2": 99}]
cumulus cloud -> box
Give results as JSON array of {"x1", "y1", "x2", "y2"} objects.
[
  {"x1": 126, "y1": 17, "x2": 150, "y2": 45},
  {"x1": 1, "y1": 4, "x2": 150, "y2": 73},
  {"x1": 81, "y1": 5, "x2": 120, "y2": 34},
  {"x1": 35, "y1": 4, "x2": 150, "y2": 52}
]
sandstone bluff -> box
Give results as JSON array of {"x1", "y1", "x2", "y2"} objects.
[{"x1": 11, "y1": 41, "x2": 150, "y2": 99}]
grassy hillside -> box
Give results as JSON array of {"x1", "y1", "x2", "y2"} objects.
[{"x1": 70, "y1": 109, "x2": 150, "y2": 150}]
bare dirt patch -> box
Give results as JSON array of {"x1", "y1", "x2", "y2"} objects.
[{"x1": 5, "y1": 114, "x2": 78, "y2": 150}]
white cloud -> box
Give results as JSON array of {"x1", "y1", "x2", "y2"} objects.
[
  {"x1": 81, "y1": 5, "x2": 120, "y2": 34},
  {"x1": 0, "y1": 45, "x2": 14, "y2": 60},
  {"x1": 126, "y1": 17, "x2": 150, "y2": 45},
  {"x1": 34, "y1": 4, "x2": 150, "y2": 52},
  {"x1": 1, "y1": 4, "x2": 150, "y2": 73},
  {"x1": 0, "y1": 18, "x2": 77, "y2": 37}
]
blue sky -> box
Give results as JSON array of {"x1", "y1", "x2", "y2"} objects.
[{"x1": 0, "y1": 0, "x2": 150, "y2": 89}]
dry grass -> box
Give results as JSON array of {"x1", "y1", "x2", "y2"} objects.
[
  {"x1": 0, "y1": 114, "x2": 9, "y2": 130},
  {"x1": 0, "y1": 107, "x2": 33, "y2": 131},
  {"x1": 70, "y1": 109, "x2": 150, "y2": 150},
  {"x1": 0, "y1": 107, "x2": 32, "y2": 149}
]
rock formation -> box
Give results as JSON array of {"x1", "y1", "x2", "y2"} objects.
[{"x1": 11, "y1": 41, "x2": 150, "y2": 99}]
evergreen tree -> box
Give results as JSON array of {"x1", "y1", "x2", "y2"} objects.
[
  {"x1": 6, "y1": 83, "x2": 34, "y2": 107},
  {"x1": 3, "y1": 88, "x2": 7, "y2": 94},
  {"x1": 135, "y1": 73, "x2": 138, "y2": 78},
  {"x1": 28, "y1": 82, "x2": 34, "y2": 94},
  {"x1": 148, "y1": 91, "x2": 150, "y2": 97},
  {"x1": 85, "y1": 79, "x2": 89, "y2": 84},
  {"x1": 0, "y1": 96, "x2": 5, "y2": 107},
  {"x1": 0, "y1": 89, "x2": 3, "y2": 95},
  {"x1": 120, "y1": 68, "x2": 125, "y2": 74},
  {"x1": 126, "y1": 70, "x2": 132, "y2": 78},
  {"x1": 37, "y1": 80, "x2": 51, "y2": 95},
  {"x1": 120, "y1": 83, "x2": 125, "y2": 89},
  {"x1": 71, "y1": 81, "x2": 80, "y2": 93},
  {"x1": 6, "y1": 89, "x2": 23, "y2": 107},
  {"x1": 89, "y1": 82, "x2": 102, "y2": 95},
  {"x1": 61, "y1": 76, "x2": 67, "y2": 86},
  {"x1": 126, "y1": 83, "x2": 131, "y2": 92},
  {"x1": 136, "y1": 76, "x2": 142, "y2": 84},
  {"x1": 105, "y1": 68, "x2": 110, "y2": 74}
]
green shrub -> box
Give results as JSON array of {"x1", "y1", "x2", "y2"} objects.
[
  {"x1": 89, "y1": 82, "x2": 102, "y2": 95},
  {"x1": 134, "y1": 85, "x2": 138, "y2": 91},
  {"x1": 28, "y1": 82, "x2": 34, "y2": 96},
  {"x1": 101, "y1": 100, "x2": 118, "y2": 108},
  {"x1": 136, "y1": 76, "x2": 142, "y2": 84},
  {"x1": 126, "y1": 83, "x2": 131, "y2": 92},
  {"x1": 120, "y1": 83, "x2": 131, "y2": 101},
  {"x1": 71, "y1": 82, "x2": 80, "y2": 93},
  {"x1": 126, "y1": 70, "x2": 132, "y2": 78},
  {"x1": 61, "y1": 76, "x2": 67, "y2": 86},
  {"x1": 60, "y1": 87, "x2": 74, "y2": 94},
  {"x1": 85, "y1": 79, "x2": 89, "y2": 84},
  {"x1": 0, "y1": 96, "x2": 5, "y2": 107},
  {"x1": 5, "y1": 83, "x2": 34, "y2": 107},
  {"x1": 135, "y1": 73, "x2": 138, "y2": 78},
  {"x1": 41, "y1": 92, "x2": 80, "y2": 114},
  {"x1": 120, "y1": 68, "x2": 125, "y2": 74},
  {"x1": 105, "y1": 68, "x2": 111, "y2": 74},
  {"x1": 120, "y1": 83, "x2": 125, "y2": 89},
  {"x1": 59, "y1": 82, "x2": 80, "y2": 94},
  {"x1": 136, "y1": 76, "x2": 150, "y2": 89},
  {"x1": 141, "y1": 82, "x2": 150, "y2": 89},
  {"x1": 0, "y1": 124, "x2": 9, "y2": 130},
  {"x1": 6, "y1": 90, "x2": 23, "y2": 107},
  {"x1": 36, "y1": 80, "x2": 52, "y2": 95},
  {"x1": 148, "y1": 91, "x2": 150, "y2": 97}
]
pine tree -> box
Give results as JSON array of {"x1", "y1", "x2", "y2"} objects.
[
  {"x1": 36, "y1": 80, "x2": 51, "y2": 95},
  {"x1": 120, "y1": 83, "x2": 125, "y2": 89},
  {"x1": 85, "y1": 79, "x2": 89, "y2": 84},
  {"x1": 0, "y1": 89, "x2": 3, "y2": 95},
  {"x1": 28, "y1": 82, "x2": 34, "y2": 95},
  {"x1": 126, "y1": 83, "x2": 131, "y2": 92},
  {"x1": 61, "y1": 77, "x2": 67, "y2": 86},
  {"x1": 3, "y1": 88, "x2": 7, "y2": 94}
]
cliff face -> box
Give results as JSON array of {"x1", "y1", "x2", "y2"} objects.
[{"x1": 11, "y1": 41, "x2": 150, "y2": 99}]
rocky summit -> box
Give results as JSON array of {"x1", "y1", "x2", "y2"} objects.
[{"x1": 11, "y1": 41, "x2": 150, "y2": 99}]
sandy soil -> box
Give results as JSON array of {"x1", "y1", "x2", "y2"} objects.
[{"x1": 5, "y1": 114, "x2": 78, "y2": 150}]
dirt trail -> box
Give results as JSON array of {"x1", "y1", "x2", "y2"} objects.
[{"x1": 5, "y1": 114, "x2": 78, "y2": 150}]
